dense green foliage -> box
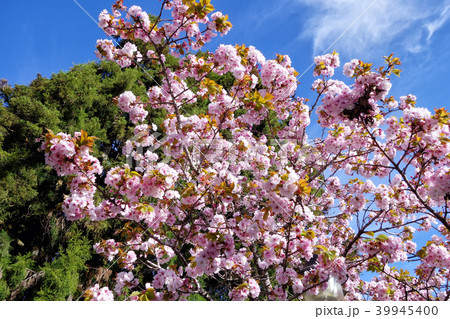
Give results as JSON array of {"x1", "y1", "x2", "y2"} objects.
[{"x1": 0, "y1": 60, "x2": 160, "y2": 300}]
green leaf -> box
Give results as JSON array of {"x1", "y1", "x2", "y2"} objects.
[
  {"x1": 302, "y1": 230, "x2": 315, "y2": 240},
  {"x1": 376, "y1": 234, "x2": 389, "y2": 241},
  {"x1": 392, "y1": 69, "x2": 401, "y2": 77},
  {"x1": 130, "y1": 170, "x2": 142, "y2": 177},
  {"x1": 187, "y1": 293, "x2": 207, "y2": 301}
]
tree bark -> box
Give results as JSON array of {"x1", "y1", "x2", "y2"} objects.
[{"x1": 8, "y1": 271, "x2": 45, "y2": 301}]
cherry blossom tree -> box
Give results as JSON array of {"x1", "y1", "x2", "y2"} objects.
[{"x1": 42, "y1": 0, "x2": 450, "y2": 301}]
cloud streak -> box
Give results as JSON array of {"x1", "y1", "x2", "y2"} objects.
[
  {"x1": 426, "y1": 5, "x2": 450, "y2": 40},
  {"x1": 295, "y1": 0, "x2": 450, "y2": 58}
]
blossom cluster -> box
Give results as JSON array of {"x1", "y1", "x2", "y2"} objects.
[{"x1": 84, "y1": 284, "x2": 114, "y2": 301}]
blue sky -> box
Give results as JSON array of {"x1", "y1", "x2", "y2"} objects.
[{"x1": 2, "y1": 0, "x2": 450, "y2": 111}]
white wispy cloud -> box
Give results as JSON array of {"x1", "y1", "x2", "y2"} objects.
[
  {"x1": 294, "y1": 0, "x2": 450, "y2": 58},
  {"x1": 425, "y1": 5, "x2": 450, "y2": 40}
]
